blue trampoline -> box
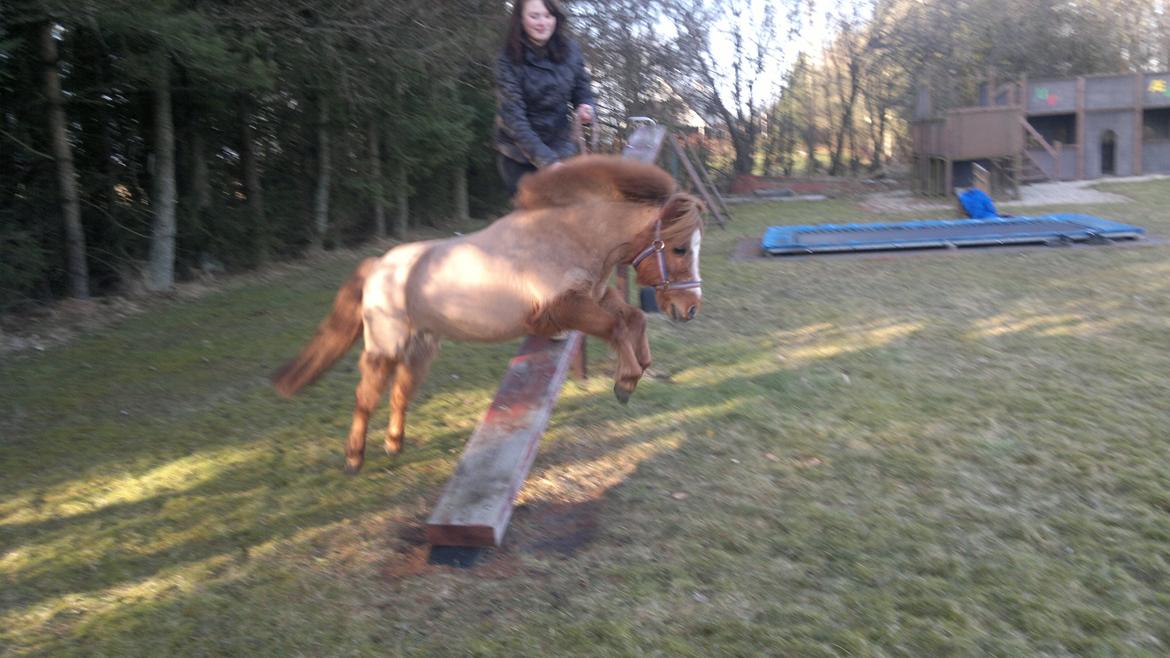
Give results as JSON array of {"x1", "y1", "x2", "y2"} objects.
[{"x1": 761, "y1": 214, "x2": 1144, "y2": 256}]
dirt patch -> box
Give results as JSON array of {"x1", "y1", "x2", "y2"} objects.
[
  {"x1": 731, "y1": 236, "x2": 766, "y2": 260},
  {"x1": 505, "y1": 499, "x2": 601, "y2": 558},
  {"x1": 381, "y1": 498, "x2": 603, "y2": 581},
  {"x1": 0, "y1": 297, "x2": 146, "y2": 355}
]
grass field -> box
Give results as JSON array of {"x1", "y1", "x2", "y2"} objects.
[{"x1": 3, "y1": 179, "x2": 1170, "y2": 656}]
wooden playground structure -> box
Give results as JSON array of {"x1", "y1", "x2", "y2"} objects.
[{"x1": 912, "y1": 70, "x2": 1170, "y2": 197}]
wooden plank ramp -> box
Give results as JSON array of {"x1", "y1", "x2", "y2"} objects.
[{"x1": 426, "y1": 332, "x2": 584, "y2": 548}]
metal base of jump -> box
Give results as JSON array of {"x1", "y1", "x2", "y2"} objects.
[{"x1": 761, "y1": 214, "x2": 1144, "y2": 256}]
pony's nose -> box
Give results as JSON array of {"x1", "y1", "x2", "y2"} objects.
[{"x1": 687, "y1": 304, "x2": 698, "y2": 320}]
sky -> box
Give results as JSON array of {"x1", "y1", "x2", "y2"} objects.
[{"x1": 705, "y1": 0, "x2": 836, "y2": 107}]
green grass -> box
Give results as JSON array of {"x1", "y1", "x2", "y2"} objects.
[{"x1": 3, "y1": 180, "x2": 1170, "y2": 656}]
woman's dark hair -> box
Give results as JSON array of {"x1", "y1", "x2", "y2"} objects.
[{"x1": 505, "y1": 0, "x2": 570, "y2": 64}]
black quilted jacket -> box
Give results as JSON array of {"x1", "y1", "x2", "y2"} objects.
[{"x1": 494, "y1": 39, "x2": 595, "y2": 168}]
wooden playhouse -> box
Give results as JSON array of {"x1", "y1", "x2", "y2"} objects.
[{"x1": 911, "y1": 71, "x2": 1170, "y2": 197}]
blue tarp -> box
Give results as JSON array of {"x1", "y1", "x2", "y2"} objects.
[{"x1": 958, "y1": 188, "x2": 1000, "y2": 219}]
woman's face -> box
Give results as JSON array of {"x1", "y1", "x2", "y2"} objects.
[{"x1": 521, "y1": 0, "x2": 556, "y2": 46}]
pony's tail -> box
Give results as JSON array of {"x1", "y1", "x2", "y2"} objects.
[{"x1": 271, "y1": 257, "x2": 380, "y2": 397}]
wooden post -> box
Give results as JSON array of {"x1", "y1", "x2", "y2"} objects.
[
  {"x1": 669, "y1": 135, "x2": 727, "y2": 228},
  {"x1": 1134, "y1": 73, "x2": 1144, "y2": 176},
  {"x1": 621, "y1": 123, "x2": 667, "y2": 162},
  {"x1": 1076, "y1": 76, "x2": 1086, "y2": 180},
  {"x1": 684, "y1": 142, "x2": 734, "y2": 223},
  {"x1": 972, "y1": 162, "x2": 990, "y2": 194}
]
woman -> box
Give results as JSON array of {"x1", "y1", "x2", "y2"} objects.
[{"x1": 495, "y1": 0, "x2": 596, "y2": 197}]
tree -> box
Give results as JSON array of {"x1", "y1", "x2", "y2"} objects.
[
  {"x1": 39, "y1": 19, "x2": 88, "y2": 297},
  {"x1": 663, "y1": 0, "x2": 793, "y2": 175},
  {"x1": 573, "y1": 0, "x2": 688, "y2": 127}
]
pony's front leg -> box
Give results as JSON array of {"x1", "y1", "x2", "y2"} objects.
[
  {"x1": 385, "y1": 334, "x2": 440, "y2": 455},
  {"x1": 346, "y1": 351, "x2": 395, "y2": 474},
  {"x1": 545, "y1": 290, "x2": 646, "y2": 404},
  {"x1": 599, "y1": 286, "x2": 651, "y2": 372}
]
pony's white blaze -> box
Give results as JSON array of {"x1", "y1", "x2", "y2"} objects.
[{"x1": 690, "y1": 229, "x2": 702, "y2": 298}]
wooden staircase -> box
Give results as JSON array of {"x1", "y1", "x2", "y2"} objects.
[
  {"x1": 1020, "y1": 118, "x2": 1060, "y2": 184},
  {"x1": 1019, "y1": 158, "x2": 1050, "y2": 184}
]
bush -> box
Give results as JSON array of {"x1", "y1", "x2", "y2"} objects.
[{"x1": 0, "y1": 224, "x2": 49, "y2": 310}]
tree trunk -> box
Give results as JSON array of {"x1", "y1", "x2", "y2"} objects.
[
  {"x1": 368, "y1": 118, "x2": 386, "y2": 239},
  {"x1": 830, "y1": 62, "x2": 861, "y2": 177},
  {"x1": 394, "y1": 161, "x2": 409, "y2": 239},
  {"x1": 147, "y1": 54, "x2": 178, "y2": 291},
  {"x1": 733, "y1": 136, "x2": 753, "y2": 175},
  {"x1": 724, "y1": 119, "x2": 755, "y2": 176},
  {"x1": 41, "y1": 22, "x2": 89, "y2": 298},
  {"x1": 870, "y1": 106, "x2": 887, "y2": 172},
  {"x1": 803, "y1": 74, "x2": 819, "y2": 175},
  {"x1": 312, "y1": 98, "x2": 331, "y2": 249},
  {"x1": 847, "y1": 120, "x2": 858, "y2": 176},
  {"x1": 239, "y1": 94, "x2": 267, "y2": 263},
  {"x1": 452, "y1": 161, "x2": 469, "y2": 222},
  {"x1": 191, "y1": 121, "x2": 210, "y2": 212}
]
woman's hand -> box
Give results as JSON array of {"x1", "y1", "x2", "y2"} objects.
[{"x1": 575, "y1": 104, "x2": 593, "y2": 125}]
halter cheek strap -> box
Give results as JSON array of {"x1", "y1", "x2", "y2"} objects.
[{"x1": 630, "y1": 219, "x2": 702, "y2": 291}]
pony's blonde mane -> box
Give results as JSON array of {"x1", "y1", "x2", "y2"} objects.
[{"x1": 514, "y1": 155, "x2": 677, "y2": 210}]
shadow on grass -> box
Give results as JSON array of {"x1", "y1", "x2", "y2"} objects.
[{"x1": 0, "y1": 425, "x2": 472, "y2": 612}]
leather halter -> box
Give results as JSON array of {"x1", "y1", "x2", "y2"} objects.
[{"x1": 630, "y1": 219, "x2": 702, "y2": 291}]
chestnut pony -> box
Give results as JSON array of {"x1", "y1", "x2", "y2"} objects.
[{"x1": 273, "y1": 155, "x2": 704, "y2": 473}]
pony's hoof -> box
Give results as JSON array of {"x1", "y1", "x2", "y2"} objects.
[
  {"x1": 344, "y1": 459, "x2": 363, "y2": 475},
  {"x1": 613, "y1": 384, "x2": 632, "y2": 405},
  {"x1": 384, "y1": 440, "x2": 402, "y2": 457}
]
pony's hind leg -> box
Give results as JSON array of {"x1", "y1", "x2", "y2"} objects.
[
  {"x1": 385, "y1": 333, "x2": 440, "y2": 455},
  {"x1": 345, "y1": 351, "x2": 395, "y2": 474}
]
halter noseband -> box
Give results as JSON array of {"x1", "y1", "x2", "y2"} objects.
[{"x1": 630, "y1": 219, "x2": 702, "y2": 291}]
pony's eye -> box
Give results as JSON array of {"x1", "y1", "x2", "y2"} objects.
[{"x1": 672, "y1": 246, "x2": 688, "y2": 256}]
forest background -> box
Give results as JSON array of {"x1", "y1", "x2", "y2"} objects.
[{"x1": 2, "y1": 0, "x2": 1168, "y2": 306}]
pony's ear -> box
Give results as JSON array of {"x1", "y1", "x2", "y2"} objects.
[{"x1": 659, "y1": 192, "x2": 705, "y2": 228}]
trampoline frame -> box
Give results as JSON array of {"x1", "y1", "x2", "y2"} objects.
[{"x1": 761, "y1": 214, "x2": 1144, "y2": 256}]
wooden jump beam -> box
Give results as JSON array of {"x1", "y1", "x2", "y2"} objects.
[{"x1": 426, "y1": 333, "x2": 584, "y2": 547}]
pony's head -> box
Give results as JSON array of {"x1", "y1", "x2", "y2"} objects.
[
  {"x1": 632, "y1": 192, "x2": 704, "y2": 322},
  {"x1": 515, "y1": 157, "x2": 705, "y2": 322}
]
